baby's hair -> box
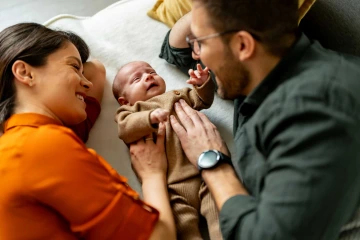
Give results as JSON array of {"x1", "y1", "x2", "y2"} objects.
[
  {"x1": 112, "y1": 64, "x2": 127, "y2": 101},
  {"x1": 112, "y1": 61, "x2": 143, "y2": 101},
  {"x1": 112, "y1": 70, "x2": 121, "y2": 101}
]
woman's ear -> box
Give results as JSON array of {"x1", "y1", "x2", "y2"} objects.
[
  {"x1": 12, "y1": 60, "x2": 34, "y2": 87},
  {"x1": 118, "y1": 96, "x2": 129, "y2": 106},
  {"x1": 234, "y1": 31, "x2": 256, "y2": 62}
]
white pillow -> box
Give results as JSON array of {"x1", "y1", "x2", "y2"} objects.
[{"x1": 44, "y1": 0, "x2": 234, "y2": 193}]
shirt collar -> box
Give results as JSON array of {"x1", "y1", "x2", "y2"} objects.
[
  {"x1": 4, "y1": 113, "x2": 62, "y2": 132},
  {"x1": 237, "y1": 32, "x2": 312, "y2": 116}
]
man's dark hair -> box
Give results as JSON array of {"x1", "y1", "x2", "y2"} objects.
[{"x1": 193, "y1": 0, "x2": 299, "y2": 56}]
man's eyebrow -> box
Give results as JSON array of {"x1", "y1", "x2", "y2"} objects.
[{"x1": 66, "y1": 56, "x2": 82, "y2": 66}]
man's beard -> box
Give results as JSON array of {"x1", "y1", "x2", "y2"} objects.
[{"x1": 215, "y1": 47, "x2": 250, "y2": 100}]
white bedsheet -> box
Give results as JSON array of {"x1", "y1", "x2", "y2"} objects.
[{"x1": 44, "y1": 0, "x2": 234, "y2": 194}]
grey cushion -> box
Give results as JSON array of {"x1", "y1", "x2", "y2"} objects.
[{"x1": 300, "y1": 0, "x2": 360, "y2": 56}]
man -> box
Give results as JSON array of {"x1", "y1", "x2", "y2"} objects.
[{"x1": 168, "y1": 0, "x2": 360, "y2": 239}]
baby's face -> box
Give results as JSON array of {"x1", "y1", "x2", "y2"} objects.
[{"x1": 117, "y1": 61, "x2": 166, "y2": 105}]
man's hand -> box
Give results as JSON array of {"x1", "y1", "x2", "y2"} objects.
[
  {"x1": 170, "y1": 99, "x2": 230, "y2": 167},
  {"x1": 150, "y1": 108, "x2": 169, "y2": 125},
  {"x1": 187, "y1": 64, "x2": 210, "y2": 86},
  {"x1": 129, "y1": 122, "x2": 167, "y2": 182}
]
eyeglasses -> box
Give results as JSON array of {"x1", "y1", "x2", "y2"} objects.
[
  {"x1": 186, "y1": 30, "x2": 260, "y2": 56},
  {"x1": 186, "y1": 30, "x2": 240, "y2": 56}
]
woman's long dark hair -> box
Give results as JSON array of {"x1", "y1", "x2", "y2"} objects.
[{"x1": 0, "y1": 23, "x2": 90, "y2": 128}]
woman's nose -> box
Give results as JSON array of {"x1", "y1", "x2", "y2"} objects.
[{"x1": 81, "y1": 76, "x2": 93, "y2": 90}]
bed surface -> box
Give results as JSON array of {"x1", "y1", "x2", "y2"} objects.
[{"x1": 44, "y1": 0, "x2": 235, "y2": 193}]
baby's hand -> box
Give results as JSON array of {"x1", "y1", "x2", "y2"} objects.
[
  {"x1": 150, "y1": 108, "x2": 169, "y2": 125},
  {"x1": 187, "y1": 63, "x2": 210, "y2": 86}
]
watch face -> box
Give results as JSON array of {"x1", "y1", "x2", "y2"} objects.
[{"x1": 199, "y1": 150, "x2": 219, "y2": 168}]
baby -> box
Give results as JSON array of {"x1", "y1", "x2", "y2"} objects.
[{"x1": 112, "y1": 61, "x2": 222, "y2": 240}]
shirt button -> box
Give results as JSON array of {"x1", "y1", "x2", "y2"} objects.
[{"x1": 174, "y1": 90, "x2": 180, "y2": 95}]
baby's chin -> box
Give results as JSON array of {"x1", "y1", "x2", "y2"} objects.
[
  {"x1": 131, "y1": 89, "x2": 165, "y2": 105},
  {"x1": 147, "y1": 88, "x2": 166, "y2": 99}
]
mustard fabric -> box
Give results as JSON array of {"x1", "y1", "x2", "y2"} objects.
[
  {"x1": 147, "y1": 0, "x2": 192, "y2": 28},
  {"x1": 147, "y1": 0, "x2": 316, "y2": 27}
]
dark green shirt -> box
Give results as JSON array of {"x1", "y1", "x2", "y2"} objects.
[
  {"x1": 221, "y1": 33, "x2": 360, "y2": 240},
  {"x1": 160, "y1": 30, "x2": 360, "y2": 239}
]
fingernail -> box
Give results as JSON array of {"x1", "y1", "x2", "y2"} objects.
[
  {"x1": 180, "y1": 99, "x2": 185, "y2": 104},
  {"x1": 170, "y1": 115, "x2": 174, "y2": 120}
]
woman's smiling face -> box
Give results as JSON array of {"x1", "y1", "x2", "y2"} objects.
[{"x1": 30, "y1": 42, "x2": 93, "y2": 126}]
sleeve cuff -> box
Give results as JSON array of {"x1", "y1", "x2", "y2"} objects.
[{"x1": 220, "y1": 194, "x2": 257, "y2": 239}]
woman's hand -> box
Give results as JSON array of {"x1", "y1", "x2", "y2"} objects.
[
  {"x1": 129, "y1": 122, "x2": 167, "y2": 182},
  {"x1": 130, "y1": 122, "x2": 176, "y2": 240}
]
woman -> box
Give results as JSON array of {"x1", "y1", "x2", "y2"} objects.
[
  {"x1": 0, "y1": 29, "x2": 104, "y2": 142},
  {"x1": 0, "y1": 23, "x2": 175, "y2": 240}
]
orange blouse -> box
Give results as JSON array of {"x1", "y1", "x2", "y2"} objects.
[{"x1": 0, "y1": 113, "x2": 158, "y2": 240}]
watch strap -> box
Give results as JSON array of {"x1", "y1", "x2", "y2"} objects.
[
  {"x1": 198, "y1": 150, "x2": 232, "y2": 172},
  {"x1": 218, "y1": 151, "x2": 232, "y2": 167}
]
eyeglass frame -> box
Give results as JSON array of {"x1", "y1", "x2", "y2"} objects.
[{"x1": 186, "y1": 30, "x2": 260, "y2": 56}]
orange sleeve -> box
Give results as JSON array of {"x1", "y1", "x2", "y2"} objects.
[
  {"x1": 22, "y1": 126, "x2": 158, "y2": 240},
  {"x1": 70, "y1": 96, "x2": 101, "y2": 143}
]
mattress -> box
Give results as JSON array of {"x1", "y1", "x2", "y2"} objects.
[{"x1": 44, "y1": 0, "x2": 235, "y2": 194}]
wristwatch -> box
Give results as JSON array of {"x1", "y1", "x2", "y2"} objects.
[{"x1": 197, "y1": 150, "x2": 232, "y2": 172}]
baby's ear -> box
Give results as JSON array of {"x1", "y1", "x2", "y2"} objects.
[{"x1": 118, "y1": 97, "x2": 129, "y2": 106}]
